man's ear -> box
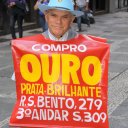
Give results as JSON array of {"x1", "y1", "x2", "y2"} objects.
[
  {"x1": 44, "y1": 10, "x2": 47, "y2": 15},
  {"x1": 44, "y1": 11, "x2": 48, "y2": 22}
]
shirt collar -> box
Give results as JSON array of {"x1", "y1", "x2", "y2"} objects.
[{"x1": 48, "y1": 29, "x2": 69, "y2": 41}]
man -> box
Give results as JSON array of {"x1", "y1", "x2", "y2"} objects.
[
  {"x1": 75, "y1": 0, "x2": 90, "y2": 32},
  {"x1": 6, "y1": 0, "x2": 26, "y2": 39},
  {"x1": 0, "y1": 0, "x2": 9, "y2": 34},
  {"x1": 34, "y1": 0, "x2": 49, "y2": 32},
  {"x1": 10, "y1": 1, "x2": 109, "y2": 128}
]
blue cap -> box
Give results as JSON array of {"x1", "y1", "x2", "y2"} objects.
[{"x1": 38, "y1": 0, "x2": 84, "y2": 17}]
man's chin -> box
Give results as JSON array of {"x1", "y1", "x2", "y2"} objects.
[{"x1": 53, "y1": 32, "x2": 64, "y2": 38}]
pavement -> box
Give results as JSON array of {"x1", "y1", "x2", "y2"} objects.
[{"x1": 0, "y1": 11, "x2": 128, "y2": 128}]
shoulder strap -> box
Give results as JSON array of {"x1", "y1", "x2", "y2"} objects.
[
  {"x1": 87, "y1": 35, "x2": 107, "y2": 43},
  {"x1": 78, "y1": 34, "x2": 107, "y2": 43},
  {"x1": 16, "y1": 34, "x2": 45, "y2": 42}
]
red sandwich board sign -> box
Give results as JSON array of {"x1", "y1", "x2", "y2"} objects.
[{"x1": 10, "y1": 34, "x2": 110, "y2": 128}]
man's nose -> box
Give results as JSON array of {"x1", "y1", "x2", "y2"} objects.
[{"x1": 56, "y1": 17, "x2": 63, "y2": 24}]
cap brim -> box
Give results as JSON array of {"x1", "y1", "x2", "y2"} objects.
[{"x1": 38, "y1": 4, "x2": 84, "y2": 17}]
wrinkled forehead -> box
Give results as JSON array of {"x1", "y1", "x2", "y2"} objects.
[{"x1": 45, "y1": 9, "x2": 74, "y2": 16}]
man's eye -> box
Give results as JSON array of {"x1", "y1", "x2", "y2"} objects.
[
  {"x1": 63, "y1": 16, "x2": 70, "y2": 19},
  {"x1": 50, "y1": 14, "x2": 56, "y2": 17},
  {"x1": 63, "y1": 16, "x2": 68, "y2": 18}
]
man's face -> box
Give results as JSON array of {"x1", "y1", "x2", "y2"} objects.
[{"x1": 45, "y1": 9, "x2": 75, "y2": 39}]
